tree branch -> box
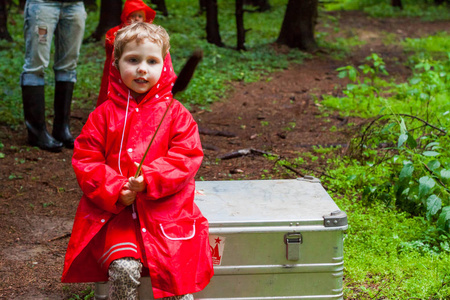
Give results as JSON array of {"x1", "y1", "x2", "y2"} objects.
[
  {"x1": 421, "y1": 162, "x2": 450, "y2": 194},
  {"x1": 398, "y1": 113, "x2": 447, "y2": 135}
]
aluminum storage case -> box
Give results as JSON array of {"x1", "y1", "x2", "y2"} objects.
[{"x1": 95, "y1": 177, "x2": 347, "y2": 300}]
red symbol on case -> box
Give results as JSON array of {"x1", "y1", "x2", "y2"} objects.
[{"x1": 210, "y1": 236, "x2": 225, "y2": 265}]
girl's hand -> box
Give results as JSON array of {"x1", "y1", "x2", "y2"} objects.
[
  {"x1": 128, "y1": 162, "x2": 146, "y2": 192},
  {"x1": 119, "y1": 182, "x2": 137, "y2": 206}
]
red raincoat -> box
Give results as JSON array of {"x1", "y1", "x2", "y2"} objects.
[
  {"x1": 62, "y1": 53, "x2": 213, "y2": 298},
  {"x1": 96, "y1": 0, "x2": 157, "y2": 107}
]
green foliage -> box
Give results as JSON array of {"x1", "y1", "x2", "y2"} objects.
[
  {"x1": 322, "y1": 47, "x2": 450, "y2": 239},
  {"x1": 325, "y1": 0, "x2": 450, "y2": 21},
  {"x1": 297, "y1": 31, "x2": 450, "y2": 297},
  {"x1": 324, "y1": 53, "x2": 392, "y2": 116},
  {"x1": 340, "y1": 197, "x2": 450, "y2": 298},
  {"x1": 403, "y1": 32, "x2": 450, "y2": 61},
  {"x1": 0, "y1": 8, "x2": 25, "y2": 126},
  {"x1": 323, "y1": 51, "x2": 450, "y2": 119},
  {"x1": 67, "y1": 287, "x2": 94, "y2": 300},
  {"x1": 0, "y1": 140, "x2": 4, "y2": 158},
  {"x1": 312, "y1": 146, "x2": 450, "y2": 298}
]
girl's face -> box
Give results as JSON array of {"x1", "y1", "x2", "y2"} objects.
[
  {"x1": 127, "y1": 10, "x2": 145, "y2": 24},
  {"x1": 118, "y1": 39, "x2": 164, "y2": 99}
]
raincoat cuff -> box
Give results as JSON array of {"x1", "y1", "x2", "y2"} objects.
[{"x1": 113, "y1": 201, "x2": 127, "y2": 213}]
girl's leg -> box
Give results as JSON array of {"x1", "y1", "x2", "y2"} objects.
[
  {"x1": 108, "y1": 257, "x2": 142, "y2": 300},
  {"x1": 161, "y1": 295, "x2": 194, "y2": 300}
]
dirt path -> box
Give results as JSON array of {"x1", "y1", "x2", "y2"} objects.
[{"x1": 0, "y1": 10, "x2": 449, "y2": 299}]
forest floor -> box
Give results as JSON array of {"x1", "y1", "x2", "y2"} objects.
[{"x1": 0, "y1": 10, "x2": 449, "y2": 300}]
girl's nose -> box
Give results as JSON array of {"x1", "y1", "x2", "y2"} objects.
[{"x1": 137, "y1": 64, "x2": 147, "y2": 74}]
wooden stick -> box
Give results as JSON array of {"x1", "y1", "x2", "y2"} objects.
[
  {"x1": 134, "y1": 49, "x2": 204, "y2": 178},
  {"x1": 48, "y1": 232, "x2": 71, "y2": 242}
]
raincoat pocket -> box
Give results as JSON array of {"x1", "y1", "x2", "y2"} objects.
[{"x1": 159, "y1": 219, "x2": 196, "y2": 241}]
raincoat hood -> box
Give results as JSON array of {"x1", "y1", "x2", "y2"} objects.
[{"x1": 121, "y1": 0, "x2": 156, "y2": 24}]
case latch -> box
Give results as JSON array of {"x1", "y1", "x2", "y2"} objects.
[
  {"x1": 323, "y1": 210, "x2": 348, "y2": 227},
  {"x1": 284, "y1": 232, "x2": 302, "y2": 261}
]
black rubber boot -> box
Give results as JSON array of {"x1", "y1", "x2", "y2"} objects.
[
  {"x1": 52, "y1": 81, "x2": 75, "y2": 149},
  {"x1": 21, "y1": 85, "x2": 63, "y2": 152}
]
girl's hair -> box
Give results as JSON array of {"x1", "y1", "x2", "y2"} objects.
[{"x1": 114, "y1": 22, "x2": 170, "y2": 69}]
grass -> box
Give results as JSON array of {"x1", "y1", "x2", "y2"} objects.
[
  {"x1": 307, "y1": 28, "x2": 450, "y2": 298},
  {"x1": 321, "y1": 153, "x2": 450, "y2": 298}
]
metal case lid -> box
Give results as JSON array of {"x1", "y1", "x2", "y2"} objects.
[{"x1": 194, "y1": 178, "x2": 347, "y2": 229}]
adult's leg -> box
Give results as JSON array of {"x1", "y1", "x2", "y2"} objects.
[
  {"x1": 52, "y1": 1, "x2": 86, "y2": 148},
  {"x1": 52, "y1": 81, "x2": 75, "y2": 148},
  {"x1": 53, "y1": 1, "x2": 86, "y2": 80},
  {"x1": 21, "y1": 0, "x2": 62, "y2": 152},
  {"x1": 108, "y1": 257, "x2": 142, "y2": 300},
  {"x1": 21, "y1": 85, "x2": 63, "y2": 152}
]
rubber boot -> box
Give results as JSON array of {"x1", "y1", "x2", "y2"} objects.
[
  {"x1": 52, "y1": 81, "x2": 75, "y2": 148},
  {"x1": 21, "y1": 85, "x2": 63, "y2": 152}
]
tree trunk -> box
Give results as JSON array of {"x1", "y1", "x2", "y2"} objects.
[
  {"x1": 276, "y1": 0, "x2": 318, "y2": 52},
  {"x1": 83, "y1": 0, "x2": 98, "y2": 12},
  {"x1": 236, "y1": 0, "x2": 246, "y2": 50},
  {"x1": 19, "y1": 0, "x2": 26, "y2": 11},
  {"x1": 150, "y1": 0, "x2": 168, "y2": 17},
  {"x1": 244, "y1": 0, "x2": 271, "y2": 12},
  {"x1": 84, "y1": 0, "x2": 122, "y2": 43},
  {"x1": 0, "y1": 0, "x2": 12, "y2": 41},
  {"x1": 205, "y1": 0, "x2": 224, "y2": 47},
  {"x1": 391, "y1": 0, "x2": 403, "y2": 9},
  {"x1": 199, "y1": 0, "x2": 207, "y2": 13}
]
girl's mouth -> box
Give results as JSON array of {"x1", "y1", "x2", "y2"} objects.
[{"x1": 135, "y1": 79, "x2": 148, "y2": 84}]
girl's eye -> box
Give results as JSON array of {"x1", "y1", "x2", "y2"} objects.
[
  {"x1": 128, "y1": 58, "x2": 138, "y2": 63},
  {"x1": 148, "y1": 59, "x2": 157, "y2": 64}
]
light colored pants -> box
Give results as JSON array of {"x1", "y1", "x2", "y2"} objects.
[
  {"x1": 21, "y1": 0, "x2": 86, "y2": 86},
  {"x1": 108, "y1": 258, "x2": 194, "y2": 300}
]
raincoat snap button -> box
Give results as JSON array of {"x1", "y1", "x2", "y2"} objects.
[
  {"x1": 101, "y1": 219, "x2": 105, "y2": 223},
  {"x1": 142, "y1": 228, "x2": 147, "y2": 233},
  {"x1": 135, "y1": 108, "x2": 139, "y2": 112},
  {"x1": 127, "y1": 148, "x2": 133, "y2": 153}
]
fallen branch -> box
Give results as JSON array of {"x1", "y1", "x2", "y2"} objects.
[
  {"x1": 202, "y1": 143, "x2": 220, "y2": 151},
  {"x1": 281, "y1": 164, "x2": 305, "y2": 177},
  {"x1": 48, "y1": 233, "x2": 71, "y2": 242},
  {"x1": 301, "y1": 166, "x2": 336, "y2": 180},
  {"x1": 199, "y1": 127, "x2": 237, "y2": 137},
  {"x1": 295, "y1": 143, "x2": 348, "y2": 149},
  {"x1": 218, "y1": 148, "x2": 277, "y2": 160}
]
